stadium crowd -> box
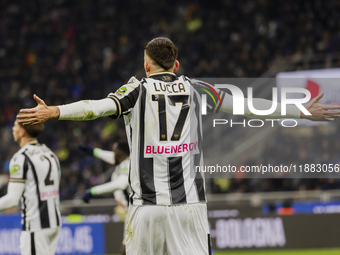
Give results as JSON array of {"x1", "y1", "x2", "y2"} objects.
[
  {"x1": 1, "y1": 0, "x2": 340, "y2": 199},
  {"x1": 210, "y1": 122, "x2": 340, "y2": 194}
]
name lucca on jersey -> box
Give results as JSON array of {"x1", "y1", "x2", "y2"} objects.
[{"x1": 153, "y1": 82, "x2": 186, "y2": 93}]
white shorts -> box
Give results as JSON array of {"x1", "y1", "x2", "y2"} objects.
[
  {"x1": 125, "y1": 203, "x2": 210, "y2": 255},
  {"x1": 20, "y1": 227, "x2": 60, "y2": 255}
]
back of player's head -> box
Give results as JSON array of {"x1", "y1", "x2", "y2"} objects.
[
  {"x1": 116, "y1": 141, "x2": 130, "y2": 156},
  {"x1": 17, "y1": 118, "x2": 44, "y2": 138},
  {"x1": 145, "y1": 37, "x2": 178, "y2": 71}
]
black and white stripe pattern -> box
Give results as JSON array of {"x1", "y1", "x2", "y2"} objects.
[
  {"x1": 112, "y1": 74, "x2": 224, "y2": 205},
  {"x1": 9, "y1": 143, "x2": 61, "y2": 231},
  {"x1": 31, "y1": 232, "x2": 36, "y2": 255},
  {"x1": 138, "y1": 84, "x2": 157, "y2": 205}
]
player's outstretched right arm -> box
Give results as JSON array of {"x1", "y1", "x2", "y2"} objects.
[
  {"x1": 17, "y1": 94, "x2": 60, "y2": 125},
  {"x1": 17, "y1": 94, "x2": 117, "y2": 125},
  {"x1": 17, "y1": 76, "x2": 140, "y2": 125}
]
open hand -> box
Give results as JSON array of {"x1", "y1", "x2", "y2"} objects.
[
  {"x1": 302, "y1": 93, "x2": 340, "y2": 121},
  {"x1": 16, "y1": 94, "x2": 60, "y2": 125}
]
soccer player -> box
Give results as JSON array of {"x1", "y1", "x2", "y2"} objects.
[
  {"x1": 80, "y1": 141, "x2": 130, "y2": 207},
  {"x1": 17, "y1": 37, "x2": 340, "y2": 254},
  {"x1": 79, "y1": 141, "x2": 130, "y2": 255},
  {"x1": 0, "y1": 120, "x2": 61, "y2": 255}
]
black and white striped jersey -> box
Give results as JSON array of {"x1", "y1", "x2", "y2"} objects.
[
  {"x1": 9, "y1": 142, "x2": 61, "y2": 231},
  {"x1": 108, "y1": 72, "x2": 225, "y2": 205}
]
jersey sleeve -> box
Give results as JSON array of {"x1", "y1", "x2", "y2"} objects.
[
  {"x1": 189, "y1": 78, "x2": 226, "y2": 113},
  {"x1": 107, "y1": 76, "x2": 141, "y2": 119},
  {"x1": 91, "y1": 174, "x2": 129, "y2": 195},
  {"x1": 93, "y1": 148, "x2": 115, "y2": 165},
  {"x1": 9, "y1": 153, "x2": 27, "y2": 183}
]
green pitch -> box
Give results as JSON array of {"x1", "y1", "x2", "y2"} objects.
[
  {"x1": 109, "y1": 249, "x2": 340, "y2": 255},
  {"x1": 212, "y1": 248, "x2": 340, "y2": 255}
]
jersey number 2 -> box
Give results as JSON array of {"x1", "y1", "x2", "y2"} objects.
[
  {"x1": 152, "y1": 94, "x2": 190, "y2": 141},
  {"x1": 41, "y1": 155, "x2": 54, "y2": 186}
]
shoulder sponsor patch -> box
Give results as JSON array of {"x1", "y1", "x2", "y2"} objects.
[
  {"x1": 116, "y1": 86, "x2": 127, "y2": 94},
  {"x1": 10, "y1": 164, "x2": 20, "y2": 174}
]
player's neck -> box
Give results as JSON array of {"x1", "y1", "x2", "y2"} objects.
[
  {"x1": 19, "y1": 137, "x2": 38, "y2": 148},
  {"x1": 148, "y1": 67, "x2": 174, "y2": 77}
]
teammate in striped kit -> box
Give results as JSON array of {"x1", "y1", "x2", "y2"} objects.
[
  {"x1": 17, "y1": 37, "x2": 340, "y2": 254},
  {"x1": 0, "y1": 120, "x2": 61, "y2": 255}
]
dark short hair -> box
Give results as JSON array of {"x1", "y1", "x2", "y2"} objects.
[
  {"x1": 145, "y1": 37, "x2": 178, "y2": 70},
  {"x1": 19, "y1": 122, "x2": 44, "y2": 138},
  {"x1": 116, "y1": 141, "x2": 130, "y2": 156}
]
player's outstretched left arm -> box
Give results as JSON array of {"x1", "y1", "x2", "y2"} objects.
[
  {"x1": 17, "y1": 76, "x2": 140, "y2": 125},
  {"x1": 301, "y1": 93, "x2": 340, "y2": 121},
  {"x1": 220, "y1": 91, "x2": 340, "y2": 121}
]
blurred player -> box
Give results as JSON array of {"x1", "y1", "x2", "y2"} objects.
[
  {"x1": 79, "y1": 142, "x2": 130, "y2": 207},
  {"x1": 0, "y1": 120, "x2": 61, "y2": 255},
  {"x1": 79, "y1": 141, "x2": 130, "y2": 255},
  {"x1": 17, "y1": 37, "x2": 340, "y2": 254}
]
